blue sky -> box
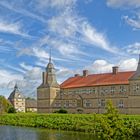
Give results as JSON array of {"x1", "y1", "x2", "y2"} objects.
[{"x1": 0, "y1": 0, "x2": 140, "y2": 98}]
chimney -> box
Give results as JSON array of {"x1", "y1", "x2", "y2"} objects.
[
  {"x1": 42, "y1": 72, "x2": 47, "y2": 84},
  {"x1": 112, "y1": 66, "x2": 119, "y2": 74},
  {"x1": 83, "y1": 70, "x2": 88, "y2": 77},
  {"x1": 75, "y1": 74, "x2": 80, "y2": 77}
]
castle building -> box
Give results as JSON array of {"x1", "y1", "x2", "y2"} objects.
[
  {"x1": 37, "y1": 56, "x2": 140, "y2": 114},
  {"x1": 25, "y1": 98, "x2": 37, "y2": 112},
  {"x1": 8, "y1": 84, "x2": 25, "y2": 112}
]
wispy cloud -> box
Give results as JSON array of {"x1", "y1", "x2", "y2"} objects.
[
  {"x1": 39, "y1": 36, "x2": 86, "y2": 57},
  {"x1": 0, "y1": 20, "x2": 30, "y2": 37},
  {"x1": 47, "y1": 10, "x2": 118, "y2": 54},
  {"x1": 124, "y1": 42, "x2": 140, "y2": 54},
  {"x1": 81, "y1": 22, "x2": 117, "y2": 53},
  {"x1": 20, "y1": 63, "x2": 33, "y2": 71},
  {"x1": 5, "y1": 65, "x2": 26, "y2": 74},
  {"x1": 0, "y1": 1, "x2": 47, "y2": 23},
  {"x1": 36, "y1": 0, "x2": 76, "y2": 9},
  {"x1": 123, "y1": 15, "x2": 140, "y2": 30},
  {"x1": 106, "y1": 0, "x2": 140, "y2": 8},
  {"x1": 0, "y1": 69, "x2": 23, "y2": 85},
  {"x1": 106, "y1": 0, "x2": 140, "y2": 30}
]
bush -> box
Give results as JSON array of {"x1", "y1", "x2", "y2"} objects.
[
  {"x1": 54, "y1": 109, "x2": 68, "y2": 114},
  {"x1": 0, "y1": 95, "x2": 11, "y2": 114},
  {"x1": 8, "y1": 106, "x2": 16, "y2": 113},
  {"x1": 95, "y1": 101, "x2": 133, "y2": 140}
]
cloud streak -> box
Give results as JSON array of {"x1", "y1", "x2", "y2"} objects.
[
  {"x1": 106, "y1": 0, "x2": 140, "y2": 8},
  {"x1": 0, "y1": 20, "x2": 30, "y2": 37},
  {"x1": 123, "y1": 15, "x2": 140, "y2": 30}
]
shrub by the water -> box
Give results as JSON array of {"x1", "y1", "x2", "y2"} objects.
[{"x1": 95, "y1": 101, "x2": 133, "y2": 140}]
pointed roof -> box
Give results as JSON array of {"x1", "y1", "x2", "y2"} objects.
[
  {"x1": 46, "y1": 47, "x2": 54, "y2": 71},
  {"x1": 8, "y1": 84, "x2": 25, "y2": 99},
  {"x1": 129, "y1": 55, "x2": 140, "y2": 80},
  {"x1": 14, "y1": 83, "x2": 18, "y2": 91},
  {"x1": 49, "y1": 46, "x2": 52, "y2": 63},
  {"x1": 38, "y1": 47, "x2": 59, "y2": 88}
]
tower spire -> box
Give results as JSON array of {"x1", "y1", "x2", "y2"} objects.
[
  {"x1": 138, "y1": 54, "x2": 140, "y2": 64},
  {"x1": 49, "y1": 47, "x2": 51, "y2": 63},
  {"x1": 14, "y1": 83, "x2": 18, "y2": 89}
]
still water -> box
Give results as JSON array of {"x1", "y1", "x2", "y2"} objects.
[{"x1": 0, "y1": 125, "x2": 96, "y2": 140}]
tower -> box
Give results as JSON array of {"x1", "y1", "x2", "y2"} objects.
[
  {"x1": 8, "y1": 84, "x2": 25, "y2": 112},
  {"x1": 129, "y1": 55, "x2": 140, "y2": 114},
  {"x1": 37, "y1": 49, "x2": 60, "y2": 113}
]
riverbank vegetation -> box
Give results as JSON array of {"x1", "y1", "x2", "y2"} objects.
[
  {"x1": 0, "y1": 95, "x2": 15, "y2": 114},
  {"x1": 0, "y1": 101, "x2": 140, "y2": 139}
]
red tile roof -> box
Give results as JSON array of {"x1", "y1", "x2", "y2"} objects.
[{"x1": 60, "y1": 71, "x2": 135, "y2": 89}]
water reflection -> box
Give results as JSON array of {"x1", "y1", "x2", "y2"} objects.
[{"x1": 0, "y1": 126, "x2": 96, "y2": 140}]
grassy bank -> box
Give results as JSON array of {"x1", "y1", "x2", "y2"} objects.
[
  {"x1": 0, "y1": 113, "x2": 97, "y2": 132},
  {"x1": 0, "y1": 113, "x2": 140, "y2": 139}
]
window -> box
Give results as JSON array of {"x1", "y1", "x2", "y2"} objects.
[
  {"x1": 90, "y1": 88, "x2": 95, "y2": 94},
  {"x1": 101, "y1": 88, "x2": 108, "y2": 95},
  {"x1": 136, "y1": 84, "x2": 140, "y2": 90},
  {"x1": 118, "y1": 100, "x2": 124, "y2": 108},
  {"x1": 101, "y1": 99, "x2": 105, "y2": 107},
  {"x1": 133, "y1": 83, "x2": 140, "y2": 92},
  {"x1": 77, "y1": 100, "x2": 82, "y2": 107},
  {"x1": 54, "y1": 102, "x2": 61, "y2": 107},
  {"x1": 111, "y1": 86, "x2": 115, "y2": 94},
  {"x1": 119, "y1": 86, "x2": 126, "y2": 93},
  {"x1": 72, "y1": 100, "x2": 76, "y2": 107},
  {"x1": 64, "y1": 101, "x2": 69, "y2": 107},
  {"x1": 84, "y1": 100, "x2": 92, "y2": 107},
  {"x1": 99, "y1": 99, "x2": 105, "y2": 107}
]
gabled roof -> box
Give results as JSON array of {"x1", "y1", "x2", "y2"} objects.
[
  {"x1": 60, "y1": 71, "x2": 135, "y2": 89},
  {"x1": 26, "y1": 99, "x2": 37, "y2": 108}
]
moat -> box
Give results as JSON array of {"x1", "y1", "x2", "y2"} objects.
[{"x1": 0, "y1": 125, "x2": 96, "y2": 140}]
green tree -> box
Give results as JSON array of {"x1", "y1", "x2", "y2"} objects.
[
  {"x1": 0, "y1": 95, "x2": 11, "y2": 114},
  {"x1": 96, "y1": 100, "x2": 133, "y2": 140}
]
